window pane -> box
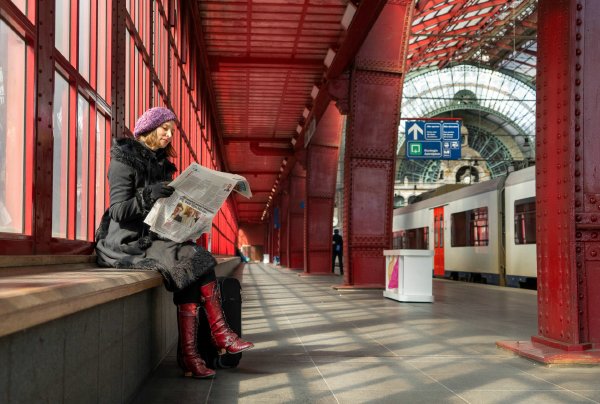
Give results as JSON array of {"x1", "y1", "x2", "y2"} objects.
[
  {"x1": 76, "y1": 94, "x2": 90, "y2": 240},
  {"x1": 515, "y1": 197, "x2": 536, "y2": 244},
  {"x1": 55, "y1": 0, "x2": 70, "y2": 59},
  {"x1": 95, "y1": 115, "x2": 107, "y2": 231},
  {"x1": 125, "y1": 31, "x2": 130, "y2": 129},
  {"x1": 393, "y1": 228, "x2": 428, "y2": 250},
  {"x1": 451, "y1": 211, "x2": 468, "y2": 247},
  {"x1": 79, "y1": 0, "x2": 91, "y2": 80},
  {"x1": 13, "y1": 0, "x2": 27, "y2": 15},
  {"x1": 0, "y1": 21, "x2": 27, "y2": 233},
  {"x1": 52, "y1": 72, "x2": 69, "y2": 237},
  {"x1": 97, "y1": 0, "x2": 107, "y2": 100},
  {"x1": 472, "y1": 207, "x2": 488, "y2": 246},
  {"x1": 451, "y1": 207, "x2": 489, "y2": 247}
]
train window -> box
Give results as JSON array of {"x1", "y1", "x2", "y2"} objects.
[
  {"x1": 514, "y1": 197, "x2": 536, "y2": 244},
  {"x1": 451, "y1": 207, "x2": 489, "y2": 247},
  {"x1": 393, "y1": 227, "x2": 429, "y2": 250}
]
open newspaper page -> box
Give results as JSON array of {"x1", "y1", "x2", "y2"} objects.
[{"x1": 144, "y1": 163, "x2": 252, "y2": 242}]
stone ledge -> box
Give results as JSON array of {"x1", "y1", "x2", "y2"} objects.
[
  {"x1": 0, "y1": 255, "x2": 97, "y2": 268},
  {"x1": 0, "y1": 256, "x2": 240, "y2": 338}
]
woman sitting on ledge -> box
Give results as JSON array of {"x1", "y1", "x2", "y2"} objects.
[{"x1": 95, "y1": 107, "x2": 253, "y2": 379}]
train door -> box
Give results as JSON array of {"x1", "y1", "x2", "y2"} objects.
[{"x1": 433, "y1": 207, "x2": 444, "y2": 277}]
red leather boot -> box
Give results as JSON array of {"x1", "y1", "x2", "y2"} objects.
[
  {"x1": 200, "y1": 281, "x2": 254, "y2": 355},
  {"x1": 177, "y1": 303, "x2": 216, "y2": 378}
]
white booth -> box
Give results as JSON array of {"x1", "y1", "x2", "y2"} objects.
[{"x1": 383, "y1": 249, "x2": 434, "y2": 303}]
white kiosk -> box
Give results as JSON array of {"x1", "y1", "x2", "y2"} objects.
[{"x1": 383, "y1": 249, "x2": 434, "y2": 303}]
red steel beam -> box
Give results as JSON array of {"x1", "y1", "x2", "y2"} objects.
[{"x1": 498, "y1": 0, "x2": 600, "y2": 364}]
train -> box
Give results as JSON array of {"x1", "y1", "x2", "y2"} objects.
[{"x1": 392, "y1": 166, "x2": 536, "y2": 289}]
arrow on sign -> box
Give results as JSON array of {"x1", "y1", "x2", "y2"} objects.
[{"x1": 408, "y1": 123, "x2": 423, "y2": 140}]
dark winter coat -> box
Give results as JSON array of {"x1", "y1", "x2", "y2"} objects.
[{"x1": 95, "y1": 138, "x2": 216, "y2": 292}]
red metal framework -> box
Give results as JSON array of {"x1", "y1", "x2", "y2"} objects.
[
  {"x1": 124, "y1": 0, "x2": 238, "y2": 255},
  {"x1": 497, "y1": 0, "x2": 600, "y2": 363},
  {"x1": 194, "y1": 0, "x2": 348, "y2": 224},
  {"x1": 0, "y1": 0, "x2": 112, "y2": 254},
  {"x1": 0, "y1": 0, "x2": 238, "y2": 255},
  {"x1": 408, "y1": 0, "x2": 537, "y2": 81},
  {"x1": 304, "y1": 103, "x2": 343, "y2": 274}
]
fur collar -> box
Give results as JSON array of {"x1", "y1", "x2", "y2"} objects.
[{"x1": 111, "y1": 137, "x2": 176, "y2": 176}]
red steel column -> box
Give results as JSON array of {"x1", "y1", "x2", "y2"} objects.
[
  {"x1": 498, "y1": 0, "x2": 600, "y2": 362},
  {"x1": 266, "y1": 209, "x2": 273, "y2": 261},
  {"x1": 289, "y1": 163, "x2": 306, "y2": 269},
  {"x1": 112, "y1": 0, "x2": 127, "y2": 138},
  {"x1": 31, "y1": 0, "x2": 56, "y2": 253},
  {"x1": 272, "y1": 203, "x2": 280, "y2": 264},
  {"x1": 342, "y1": 1, "x2": 414, "y2": 287},
  {"x1": 304, "y1": 103, "x2": 344, "y2": 274},
  {"x1": 280, "y1": 184, "x2": 290, "y2": 267}
]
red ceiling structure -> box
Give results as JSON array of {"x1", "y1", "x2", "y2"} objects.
[
  {"x1": 191, "y1": 0, "x2": 538, "y2": 224},
  {"x1": 194, "y1": 0, "x2": 349, "y2": 223},
  {"x1": 408, "y1": 0, "x2": 537, "y2": 78}
]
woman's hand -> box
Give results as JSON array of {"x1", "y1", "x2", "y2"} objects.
[{"x1": 148, "y1": 182, "x2": 175, "y2": 201}]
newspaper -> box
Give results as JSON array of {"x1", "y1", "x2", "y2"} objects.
[{"x1": 144, "y1": 163, "x2": 252, "y2": 242}]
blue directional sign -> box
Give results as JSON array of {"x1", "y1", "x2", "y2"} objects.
[{"x1": 405, "y1": 120, "x2": 462, "y2": 160}]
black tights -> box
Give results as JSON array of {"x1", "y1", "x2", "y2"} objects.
[{"x1": 172, "y1": 269, "x2": 216, "y2": 305}]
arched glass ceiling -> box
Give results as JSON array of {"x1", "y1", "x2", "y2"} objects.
[{"x1": 399, "y1": 64, "x2": 536, "y2": 153}]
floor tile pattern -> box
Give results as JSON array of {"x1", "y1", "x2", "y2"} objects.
[{"x1": 133, "y1": 263, "x2": 600, "y2": 404}]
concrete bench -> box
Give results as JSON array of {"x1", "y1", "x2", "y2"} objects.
[{"x1": 0, "y1": 254, "x2": 241, "y2": 404}]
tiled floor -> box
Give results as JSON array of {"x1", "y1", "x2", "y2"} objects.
[{"x1": 132, "y1": 263, "x2": 600, "y2": 404}]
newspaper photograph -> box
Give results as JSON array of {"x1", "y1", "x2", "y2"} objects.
[{"x1": 144, "y1": 163, "x2": 252, "y2": 242}]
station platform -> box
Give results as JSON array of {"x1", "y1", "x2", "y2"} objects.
[{"x1": 133, "y1": 263, "x2": 600, "y2": 404}]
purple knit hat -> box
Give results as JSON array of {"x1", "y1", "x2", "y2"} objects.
[{"x1": 133, "y1": 107, "x2": 177, "y2": 138}]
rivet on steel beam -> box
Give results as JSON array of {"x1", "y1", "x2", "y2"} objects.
[
  {"x1": 593, "y1": 232, "x2": 599, "y2": 238},
  {"x1": 575, "y1": 124, "x2": 581, "y2": 131},
  {"x1": 576, "y1": 231, "x2": 582, "y2": 238},
  {"x1": 575, "y1": 154, "x2": 581, "y2": 161},
  {"x1": 576, "y1": 33, "x2": 582, "y2": 41},
  {"x1": 575, "y1": 170, "x2": 581, "y2": 177},
  {"x1": 576, "y1": 215, "x2": 582, "y2": 222},
  {"x1": 577, "y1": 4, "x2": 583, "y2": 11},
  {"x1": 591, "y1": 197, "x2": 597, "y2": 203},
  {"x1": 575, "y1": 110, "x2": 581, "y2": 116},
  {"x1": 592, "y1": 216, "x2": 598, "y2": 222},
  {"x1": 575, "y1": 139, "x2": 581, "y2": 146},
  {"x1": 575, "y1": 78, "x2": 582, "y2": 86},
  {"x1": 575, "y1": 200, "x2": 581, "y2": 207},
  {"x1": 577, "y1": 261, "x2": 583, "y2": 268},
  {"x1": 576, "y1": 18, "x2": 582, "y2": 26},
  {"x1": 575, "y1": 185, "x2": 581, "y2": 192},
  {"x1": 576, "y1": 49, "x2": 582, "y2": 56}
]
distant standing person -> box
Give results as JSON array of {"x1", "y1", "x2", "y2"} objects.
[{"x1": 332, "y1": 229, "x2": 343, "y2": 275}]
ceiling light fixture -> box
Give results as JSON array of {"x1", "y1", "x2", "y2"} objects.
[
  {"x1": 311, "y1": 85, "x2": 319, "y2": 99},
  {"x1": 340, "y1": 3, "x2": 357, "y2": 30},
  {"x1": 324, "y1": 48, "x2": 336, "y2": 68}
]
